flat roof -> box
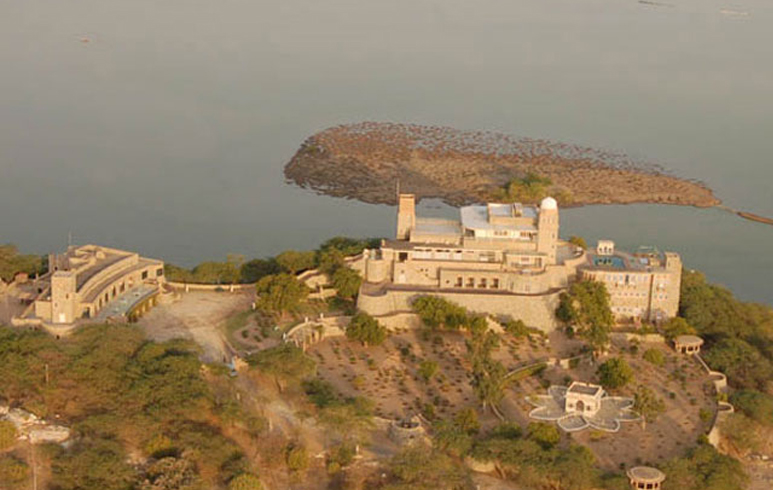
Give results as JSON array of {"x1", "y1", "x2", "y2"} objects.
[
  {"x1": 567, "y1": 382, "x2": 603, "y2": 396},
  {"x1": 460, "y1": 204, "x2": 537, "y2": 232},
  {"x1": 675, "y1": 335, "x2": 704, "y2": 346},
  {"x1": 413, "y1": 218, "x2": 462, "y2": 237},
  {"x1": 627, "y1": 466, "x2": 666, "y2": 483},
  {"x1": 582, "y1": 249, "x2": 670, "y2": 273}
]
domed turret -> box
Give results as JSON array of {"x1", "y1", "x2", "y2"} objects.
[{"x1": 540, "y1": 196, "x2": 558, "y2": 211}]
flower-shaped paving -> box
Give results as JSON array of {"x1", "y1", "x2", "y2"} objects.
[{"x1": 526, "y1": 385, "x2": 640, "y2": 432}]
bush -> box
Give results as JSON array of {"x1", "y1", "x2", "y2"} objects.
[
  {"x1": 285, "y1": 444, "x2": 309, "y2": 473},
  {"x1": 228, "y1": 472, "x2": 264, "y2": 490},
  {"x1": 642, "y1": 348, "x2": 665, "y2": 366},
  {"x1": 527, "y1": 422, "x2": 560, "y2": 449},
  {"x1": 330, "y1": 267, "x2": 362, "y2": 299},
  {"x1": 597, "y1": 358, "x2": 633, "y2": 389},
  {"x1": 502, "y1": 319, "x2": 530, "y2": 338},
  {"x1": 346, "y1": 313, "x2": 387, "y2": 347},
  {"x1": 730, "y1": 390, "x2": 773, "y2": 426},
  {"x1": 418, "y1": 360, "x2": 439, "y2": 382},
  {"x1": 0, "y1": 420, "x2": 17, "y2": 450},
  {"x1": 0, "y1": 455, "x2": 29, "y2": 488}
]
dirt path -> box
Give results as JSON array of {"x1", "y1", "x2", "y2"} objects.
[{"x1": 139, "y1": 291, "x2": 252, "y2": 363}]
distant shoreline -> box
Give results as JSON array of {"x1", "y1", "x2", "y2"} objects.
[{"x1": 284, "y1": 122, "x2": 721, "y2": 209}]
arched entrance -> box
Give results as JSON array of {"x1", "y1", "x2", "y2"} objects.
[{"x1": 576, "y1": 400, "x2": 585, "y2": 413}]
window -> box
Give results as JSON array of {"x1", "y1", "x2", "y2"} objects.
[
  {"x1": 156, "y1": 268, "x2": 163, "y2": 276},
  {"x1": 492, "y1": 278, "x2": 499, "y2": 289},
  {"x1": 479, "y1": 278, "x2": 487, "y2": 288},
  {"x1": 142, "y1": 271, "x2": 148, "y2": 280},
  {"x1": 455, "y1": 277, "x2": 463, "y2": 287},
  {"x1": 466, "y1": 277, "x2": 475, "y2": 288},
  {"x1": 398, "y1": 252, "x2": 408, "y2": 262}
]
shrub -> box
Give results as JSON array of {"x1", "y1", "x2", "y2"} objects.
[
  {"x1": 597, "y1": 358, "x2": 633, "y2": 389},
  {"x1": 285, "y1": 444, "x2": 309, "y2": 473},
  {"x1": 418, "y1": 360, "x2": 439, "y2": 382},
  {"x1": 0, "y1": 420, "x2": 17, "y2": 451},
  {"x1": 346, "y1": 313, "x2": 387, "y2": 347},
  {"x1": 642, "y1": 348, "x2": 665, "y2": 366}
]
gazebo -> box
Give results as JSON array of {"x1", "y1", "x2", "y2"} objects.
[
  {"x1": 627, "y1": 466, "x2": 665, "y2": 489},
  {"x1": 674, "y1": 335, "x2": 704, "y2": 354}
]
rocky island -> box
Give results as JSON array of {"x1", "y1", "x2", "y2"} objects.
[{"x1": 285, "y1": 122, "x2": 720, "y2": 208}]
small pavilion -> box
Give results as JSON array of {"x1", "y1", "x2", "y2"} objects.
[
  {"x1": 626, "y1": 466, "x2": 666, "y2": 489},
  {"x1": 565, "y1": 382, "x2": 604, "y2": 416},
  {"x1": 674, "y1": 335, "x2": 704, "y2": 354}
]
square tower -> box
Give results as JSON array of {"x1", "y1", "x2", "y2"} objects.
[{"x1": 50, "y1": 271, "x2": 77, "y2": 324}]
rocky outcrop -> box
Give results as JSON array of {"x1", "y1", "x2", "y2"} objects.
[{"x1": 285, "y1": 122, "x2": 720, "y2": 208}]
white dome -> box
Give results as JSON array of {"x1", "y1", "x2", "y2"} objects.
[{"x1": 540, "y1": 196, "x2": 558, "y2": 210}]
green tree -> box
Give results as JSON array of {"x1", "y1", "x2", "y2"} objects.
[
  {"x1": 330, "y1": 267, "x2": 362, "y2": 299},
  {"x1": 318, "y1": 237, "x2": 380, "y2": 257},
  {"x1": 346, "y1": 313, "x2": 387, "y2": 347},
  {"x1": 0, "y1": 420, "x2": 17, "y2": 450},
  {"x1": 139, "y1": 457, "x2": 202, "y2": 490},
  {"x1": 703, "y1": 338, "x2": 773, "y2": 391},
  {"x1": 434, "y1": 411, "x2": 478, "y2": 458},
  {"x1": 247, "y1": 344, "x2": 316, "y2": 392},
  {"x1": 642, "y1": 348, "x2": 665, "y2": 366},
  {"x1": 50, "y1": 438, "x2": 137, "y2": 490},
  {"x1": 597, "y1": 357, "x2": 633, "y2": 389},
  {"x1": 722, "y1": 413, "x2": 761, "y2": 454},
  {"x1": 633, "y1": 385, "x2": 665, "y2": 429},
  {"x1": 384, "y1": 445, "x2": 472, "y2": 490},
  {"x1": 412, "y1": 296, "x2": 469, "y2": 331},
  {"x1": 275, "y1": 250, "x2": 317, "y2": 274},
  {"x1": 240, "y1": 258, "x2": 279, "y2": 283},
  {"x1": 418, "y1": 359, "x2": 439, "y2": 382},
  {"x1": 730, "y1": 390, "x2": 773, "y2": 426},
  {"x1": 661, "y1": 317, "x2": 696, "y2": 341},
  {"x1": 255, "y1": 274, "x2": 309, "y2": 314},
  {"x1": 527, "y1": 422, "x2": 561, "y2": 449},
  {"x1": 285, "y1": 443, "x2": 309, "y2": 473},
  {"x1": 568, "y1": 236, "x2": 587, "y2": 250},
  {"x1": 191, "y1": 261, "x2": 240, "y2": 284},
  {"x1": 502, "y1": 318, "x2": 529, "y2": 338},
  {"x1": 0, "y1": 244, "x2": 46, "y2": 282},
  {"x1": 556, "y1": 281, "x2": 613, "y2": 354},
  {"x1": 661, "y1": 444, "x2": 747, "y2": 490},
  {"x1": 228, "y1": 472, "x2": 264, "y2": 490},
  {"x1": 0, "y1": 455, "x2": 29, "y2": 489},
  {"x1": 317, "y1": 248, "x2": 345, "y2": 275}
]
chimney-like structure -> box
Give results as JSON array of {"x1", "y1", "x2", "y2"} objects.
[
  {"x1": 396, "y1": 194, "x2": 416, "y2": 240},
  {"x1": 536, "y1": 197, "x2": 559, "y2": 265}
]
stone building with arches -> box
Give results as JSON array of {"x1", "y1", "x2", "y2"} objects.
[{"x1": 29, "y1": 244, "x2": 165, "y2": 326}]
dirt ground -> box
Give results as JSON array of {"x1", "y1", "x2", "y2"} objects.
[
  {"x1": 138, "y1": 291, "x2": 253, "y2": 363},
  {"x1": 309, "y1": 328, "x2": 556, "y2": 425},
  {"x1": 501, "y1": 339, "x2": 715, "y2": 471},
  {"x1": 310, "y1": 327, "x2": 716, "y2": 472}
]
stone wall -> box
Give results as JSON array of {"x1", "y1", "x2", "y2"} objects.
[{"x1": 358, "y1": 287, "x2": 562, "y2": 332}]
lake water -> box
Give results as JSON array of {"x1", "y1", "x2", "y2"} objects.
[{"x1": 0, "y1": 0, "x2": 771, "y2": 303}]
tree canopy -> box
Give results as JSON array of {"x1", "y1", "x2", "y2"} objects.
[
  {"x1": 346, "y1": 312, "x2": 387, "y2": 347},
  {"x1": 0, "y1": 244, "x2": 46, "y2": 282},
  {"x1": 331, "y1": 266, "x2": 362, "y2": 299},
  {"x1": 255, "y1": 273, "x2": 309, "y2": 314},
  {"x1": 596, "y1": 357, "x2": 633, "y2": 389},
  {"x1": 556, "y1": 280, "x2": 613, "y2": 353}
]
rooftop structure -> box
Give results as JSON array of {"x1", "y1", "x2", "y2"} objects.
[
  {"x1": 674, "y1": 335, "x2": 704, "y2": 354},
  {"x1": 26, "y1": 245, "x2": 165, "y2": 327},
  {"x1": 627, "y1": 466, "x2": 666, "y2": 489}
]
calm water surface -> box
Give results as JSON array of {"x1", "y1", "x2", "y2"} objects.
[{"x1": 0, "y1": 0, "x2": 771, "y2": 303}]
